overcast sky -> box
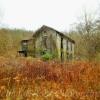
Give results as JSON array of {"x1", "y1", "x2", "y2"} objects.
[{"x1": 0, "y1": 0, "x2": 99, "y2": 31}]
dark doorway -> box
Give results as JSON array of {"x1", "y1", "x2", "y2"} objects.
[
  {"x1": 61, "y1": 37, "x2": 64, "y2": 61},
  {"x1": 21, "y1": 40, "x2": 28, "y2": 57}
]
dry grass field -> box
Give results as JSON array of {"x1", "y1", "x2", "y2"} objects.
[{"x1": 0, "y1": 57, "x2": 100, "y2": 100}]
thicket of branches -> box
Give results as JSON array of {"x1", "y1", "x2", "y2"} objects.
[{"x1": 68, "y1": 11, "x2": 100, "y2": 61}]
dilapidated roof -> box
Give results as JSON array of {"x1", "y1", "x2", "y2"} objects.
[
  {"x1": 33, "y1": 25, "x2": 75, "y2": 43},
  {"x1": 21, "y1": 38, "x2": 33, "y2": 43},
  {"x1": 21, "y1": 25, "x2": 75, "y2": 44}
]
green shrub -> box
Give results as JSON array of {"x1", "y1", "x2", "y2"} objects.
[{"x1": 41, "y1": 52, "x2": 53, "y2": 61}]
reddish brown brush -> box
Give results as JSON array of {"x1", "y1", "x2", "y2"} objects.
[{"x1": 0, "y1": 57, "x2": 100, "y2": 99}]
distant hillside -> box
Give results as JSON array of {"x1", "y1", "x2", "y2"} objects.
[{"x1": 0, "y1": 28, "x2": 33, "y2": 57}]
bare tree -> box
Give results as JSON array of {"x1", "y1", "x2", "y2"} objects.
[{"x1": 69, "y1": 9, "x2": 100, "y2": 61}]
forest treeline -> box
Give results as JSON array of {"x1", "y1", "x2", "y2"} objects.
[
  {"x1": 68, "y1": 11, "x2": 100, "y2": 61},
  {"x1": 0, "y1": 28, "x2": 33, "y2": 57},
  {"x1": 0, "y1": 12, "x2": 100, "y2": 61},
  {"x1": 0, "y1": 25, "x2": 99, "y2": 61}
]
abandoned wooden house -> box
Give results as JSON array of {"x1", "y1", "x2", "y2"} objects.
[{"x1": 19, "y1": 25, "x2": 75, "y2": 61}]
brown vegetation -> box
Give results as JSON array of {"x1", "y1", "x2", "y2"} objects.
[
  {"x1": 0, "y1": 28, "x2": 33, "y2": 57},
  {"x1": 0, "y1": 57, "x2": 100, "y2": 100}
]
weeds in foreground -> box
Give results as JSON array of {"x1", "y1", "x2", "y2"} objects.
[{"x1": 0, "y1": 57, "x2": 100, "y2": 100}]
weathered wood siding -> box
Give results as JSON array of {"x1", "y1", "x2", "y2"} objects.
[
  {"x1": 21, "y1": 26, "x2": 75, "y2": 61},
  {"x1": 56, "y1": 34, "x2": 61, "y2": 59},
  {"x1": 63, "y1": 39, "x2": 67, "y2": 60},
  {"x1": 27, "y1": 39, "x2": 35, "y2": 56},
  {"x1": 34, "y1": 28, "x2": 58, "y2": 58}
]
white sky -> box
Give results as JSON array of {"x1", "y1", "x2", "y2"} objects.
[{"x1": 0, "y1": 0, "x2": 99, "y2": 31}]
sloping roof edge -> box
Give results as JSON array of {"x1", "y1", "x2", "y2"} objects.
[
  {"x1": 21, "y1": 38, "x2": 33, "y2": 43},
  {"x1": 33, "y1": 25, "x2": 75, "y2": 43}
]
